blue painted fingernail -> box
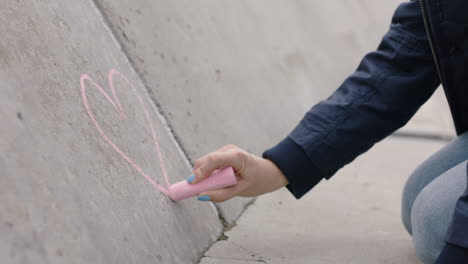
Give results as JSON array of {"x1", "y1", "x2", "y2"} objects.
[
  {"x1": 187, "y1": 175, "x2": 195, "y2": 183},
  {"x1": 197, "y1": 195, "x2": 211, "y2": 201}
]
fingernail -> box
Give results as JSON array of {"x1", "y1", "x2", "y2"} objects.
[
  {"x1": 187, "y1": 175, "x2": 195, "y2": 183},
  {"x1": 197, "y1": 195, "x2": 211, "y2": 201}
]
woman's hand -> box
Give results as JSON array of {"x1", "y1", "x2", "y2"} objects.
[{"x1": 188, "y1": 144, "x2": 288, "y2": 202}]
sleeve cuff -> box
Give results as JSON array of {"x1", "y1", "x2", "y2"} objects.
[{"x1": 262, "y1": 136, "x2": 324, "y2": 199}]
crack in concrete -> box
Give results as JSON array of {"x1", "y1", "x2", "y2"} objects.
[
  {"x1": 228, "y1": 240, "x2": 261, "y2": 258},
  {"x1": 201, "y1": 256, "x2": 267, "y2": 263},
  {"x1": 90, "y1": 0, "x2": 194, "y2": 169}
]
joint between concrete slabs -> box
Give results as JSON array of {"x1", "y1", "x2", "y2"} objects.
[
  {"x1": 196, "y1": 198, "x2": 258, "y2": 263},
  {"x1": 89, "y1": 0, "x2": 193, "y2": 168},
  {"x1": 200, "y1": 256, "x2": 268, "y2": 263},
  {"x1": 89, "y1": 0, "x2": 255, "y2": 261}
]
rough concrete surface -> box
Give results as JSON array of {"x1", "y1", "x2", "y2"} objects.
[
  {"x1": 0, "y1": 1, "x2": 221, "y2": 263},
  {"x1": 1, "y1": 0, "x2": 456, "y2": 263},
  {"x1": 93, "y1": 0, "x2": 403, "y2": 224},
  {"x1": 200, "y1": 137, "x2": 446, "y2": 264}
]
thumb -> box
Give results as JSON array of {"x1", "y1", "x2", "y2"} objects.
[{"x1": 197, "y1": 180, "x2": 247, "y2": 203}]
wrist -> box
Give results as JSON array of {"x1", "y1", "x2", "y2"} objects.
[{"x1": 263, "y1": 157, "x2": 289, "y2": 188}]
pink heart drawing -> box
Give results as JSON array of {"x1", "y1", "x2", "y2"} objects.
[{"x1": 80, "y1": 69, "x2": 170, "y2": 195}]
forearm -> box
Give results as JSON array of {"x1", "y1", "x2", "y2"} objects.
[{"x1": 263, "y1": 1, "x2": 440, "y2": 199}]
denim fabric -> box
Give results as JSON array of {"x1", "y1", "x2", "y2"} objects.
[
  {"x1": 402, "y1": 132, "x2": 468, "y2": 234},
  {"x1": 410, "y1": 161, "x2": 467, "y2": 263}
]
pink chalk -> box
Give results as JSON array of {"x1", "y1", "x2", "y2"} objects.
[{"x1": 169, "y1": 166, "x2": 237, "y2": 201}]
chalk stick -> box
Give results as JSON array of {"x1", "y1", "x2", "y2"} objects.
[{"x1": 169, "y1": 166, "x2": 237, "y2": 201}]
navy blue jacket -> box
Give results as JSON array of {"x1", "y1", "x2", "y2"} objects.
[{"x1": 263, "y1": 0, "x2": 468, "y2": 262}]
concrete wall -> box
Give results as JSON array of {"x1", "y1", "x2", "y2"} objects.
[
  {"x1": 0, "y1": 0, "x2": 438, "y2": 263},
  {"x1": 93, "y1": 0, "x2": 402, "y2": 223},
  {"x1": 0, "y1": 1, "x2": 221, "y2": 263}
]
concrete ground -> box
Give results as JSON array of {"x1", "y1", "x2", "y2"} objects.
[
  {"x1": 200, "y1": 136, "x2": 446, "y2": 264},
  {"x1": 199, "y1": 91, "x2": 454, "y2": 264}
]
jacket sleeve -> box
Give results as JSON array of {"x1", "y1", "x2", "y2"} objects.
[{"x1": 262, "y1": 0, "x2": 440, "y2": 199}]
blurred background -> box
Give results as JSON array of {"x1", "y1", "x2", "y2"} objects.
[{"x1": 1, "y1": 1, "x2": 453, "y2": 263}]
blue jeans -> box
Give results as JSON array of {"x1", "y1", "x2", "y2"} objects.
[{"x1": 401, "y1": 132, "x2": 468, "y2": 263}]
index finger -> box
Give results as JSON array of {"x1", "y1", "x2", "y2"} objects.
[{"x1": 192, "y1": 151, "x2": 244, "y2": 184}]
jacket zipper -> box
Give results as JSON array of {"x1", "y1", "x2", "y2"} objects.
[{"x1": 419, "y1": 0, "x2": 444, "y2": 87}]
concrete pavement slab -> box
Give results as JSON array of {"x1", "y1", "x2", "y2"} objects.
[
  {"x1": 200, "y1": 137, "x2": 446, "y2": 264},
  {"x1": 0, "y1": 1, "x2": 221, "y2": 263}
]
